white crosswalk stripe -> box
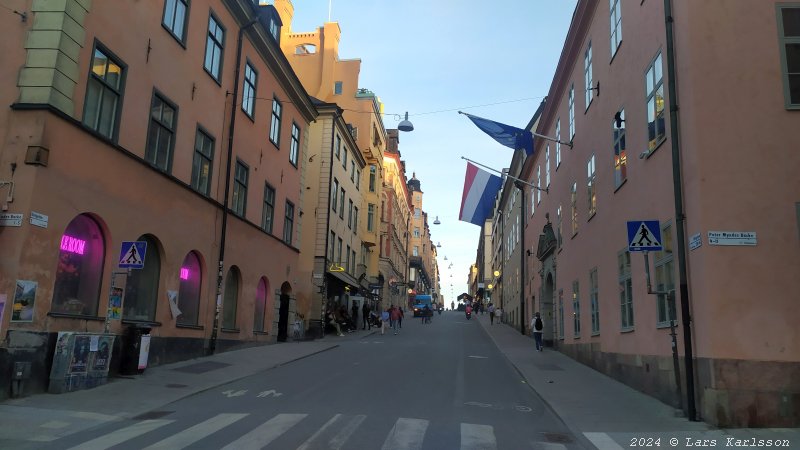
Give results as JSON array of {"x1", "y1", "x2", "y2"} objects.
[
  {"x1": 221, "y1": 413, "x2": 307, "y2": 450},
  {"x1": 67, "y1": 419, "x2": 174, "y2": 450},
  {"x1": 381, "y1": 417, "x2": 429, "y2": 450},
  {"x1": 296, "y1": 413, "x2": 366, "y2": 450},
  {"x1": 461, "y1": 423, "x2": 496, "y2": 450},
  {"x1": 583, "y1": 432, "x2": 625, "y2": 450},
  {"x1": 142, "y1": 413, "x2": 247, "y2": 449}
]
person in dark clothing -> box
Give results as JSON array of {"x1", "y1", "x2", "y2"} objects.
[
  {"x1": 351, "y1": 303, "x2": 359, "y2": 329},
  {"x1": 362, "y1": 303, "x2": 371, "y2": 330}
]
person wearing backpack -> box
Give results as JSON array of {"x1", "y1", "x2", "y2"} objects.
[{"x1": 531, "y1": 312, "x2": 544, "y2": 351}]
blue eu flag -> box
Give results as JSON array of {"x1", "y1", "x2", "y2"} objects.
[{"x1": 461, "y1": 112, "x2": 534, "y2": 156}]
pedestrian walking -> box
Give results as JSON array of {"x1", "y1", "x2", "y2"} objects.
[
  {"x1": 488, "y1": 303, "x2": 496, "y2": 325},
  {"x1": 362, "y1": 303, "x2": 370, "y2": 330},
  {"x1": 351, "y1": 303, "x2": 359, "y2": 329},
  {"x1": 532, "y1": 312, "x2": 544, "y2": 351},
  {"x1": 390, "y1": 306, "x2": 401, "y2": 334},
  {"x1": 397, "y1": 306, "x2": 404, "y2": 328},
  {"x1": 380, "y1": 308, "x2": 390, "y2": 335}
]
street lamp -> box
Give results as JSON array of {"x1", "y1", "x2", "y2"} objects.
[
  {"x1": 433, "y1": 216, "x2": 441, "y2": 225},
  {"x1": 398, "y1": 112, "x2": 414, "y2": 132},
  {"x1": 437, "y1": 242, "x2": 442, "y2": 248}
]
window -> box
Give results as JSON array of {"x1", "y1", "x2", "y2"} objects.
[
  {"x1": 530, "y1": 184, "x2": 535, "y2": 216},
  {"x1": 232, "y1": 160, "x2": 248, "y2": 216},
  {"x1": 335, "y1": 134, "x2": 341, "y2": 159},
  {"x1": 536, "y1": 166, "x2": 542, "y2": 204},
  {"x1": 414, "y1": 227, "x2": 420, "y2": 238},
  {"x1": 545, "y1": 145, "x2": 551, "y2": 188},
  {"x1": 778, "y1": 5, "x2": 800, "y2": 108},
  {"x1": 177, "y1": 251, "x2": 202, "y2": 326},
  {"x1": 83, "y1": 45, "x2": 124, "y2": 140},
  {"x1": 345, "y1": 245, "x2": 351, "y2": 273},
  {"x1": 619, "y1": 249, "x2": 634, "y2": 329},
  {"x1": 339, "y1": 188, "x2": 345, "y2": 219},
  {"x1": 569, "y1": 85, "x2": 575, "y2": 139},
  {"x1": 613, "y1": 109, "x2": 627, "y2": 189},
  {"x1": 283, "y1": 201, "x2": 294, "y2": 244},
  {"x1": 123, "y1": 235, "x2": 160, "y2": 322},
  {"x1": 367, "y1": 204, "x2": 375, "y2": 231},
  {"x1": 337, "y1": 238, "x2": 343, "y2": 264},
  {"x1": 353, "y1": 206, "x2": 359, "y2": 232},
  {"x1": 162, "y1": 0, "x2": 188, "y2": 43},
  {"x1": 355, "y1": 169, "x2": 361, "y2": 190},
  {"x1": 222, "y1": 266, "x2": 240, "y2": 329},
  {"x1": 204, "y1": 14, "x2": 225, "y2": 81},
  {"x1": 51, "y1": 214, "x2": 105, "y2": 316},
  {"x1": 254, "y1": 277, "x2": 269, "y2": 332},
  {"x1": 573, "y1": 280, "x2": 581, "y2": 337},
  {"x1": 587, "y1": 154, "x2": 596, "y2": 217},
  {"x1": 415, "y1": 208, "x2": 421, "y2": 218},
  {"x1": 191, "y1": 128, "x2": 214, "y2": 195},
  {"x1": 584, "y1": 42, "x2": 594, "y2": 108},
  {"x1": 413, "y1": 246, "x2": 419, "y2": 257},
  {"x1": 646, "y1": 52, "x2": 665, "y2": 151},
  {"x1": 350, "y1": 161, "x2": 355, "y2": 182},
  {"x1": 557, "y1": 205, "x2": 563, "y2": 248},
  {"x1": 332, "y1": 179, "x2": 338, "y2": 212},
  {"x1": 289, "y1": 123, "x2": 300, "y2": 166},
  {"x1": 342, "y1": 146, "x2": 348, "y2": 168},
  {"x1": 555, "y1": 119, "x2": 562, "y2": 168},
  {"x1": 558, "y1": 289, "x2": 564, "y2": 339},
  {"x1": 655, "y1": 223, "x2": 676, "y2": 325},
  {"x1": 571, "y1": 182, "x2": 578, "y2": 236},
  {"x1": 369, "y1": 165, "x2": 377, "y2": 192},
  {"x1": 351, "y1": 250, "x2": 357, "y2": 273},
  {"x1": 334, "y1": 81, "x2": 343, "y2": 95},
  {"x1": 270, "y1": 98, "x2": 282, "y2": 146},
  {"x1": 262, "y1": 183, "x2": 275, "y2": 233},
  {"x1": 242, "y1": 62, "x2": 257, "y2": 118},
  {"x1": 348, "y1": 199, "x2": 354, "y2": 228},
  {"x1": 590, "y1": 268, "x2": 599, "y2": 334},
  {"x1": 610, "y1": 0, "x2": 622, "y2": 57},
  {"x1": 329, "y1": 232, "x2": 335, "y2": 261},
  {"x1": 145, "y1": 93, "x2": 178, "y2": 172}
]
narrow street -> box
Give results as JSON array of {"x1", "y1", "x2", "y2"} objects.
[{"x1": 37, "y1": 312, "x2": 580, "y2": 449}]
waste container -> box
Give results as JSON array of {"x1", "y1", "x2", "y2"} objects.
[{"x1": 120, "y1": 324, "x2": 151, "y2": 375}]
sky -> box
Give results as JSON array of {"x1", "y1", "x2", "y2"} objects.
[{"x1": 287, "y1": 0, "x2": 578, "y2": 303}]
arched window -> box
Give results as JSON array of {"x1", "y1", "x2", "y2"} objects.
[
  {"x1": 52, "y1": 214, "x2": 106, "y2": 315},
  {"x1": 177, "y1": 251, "x2": 202, "y2": 326},
  {"x1": 222, "y1": 266, "x2": 240, "y2": 329},
  {"x1": 123, "y1": 235, "x2": 161, "y2": 322},
  {"x1": 254, "y1": 277, "x2": 269, "y2": 332}
]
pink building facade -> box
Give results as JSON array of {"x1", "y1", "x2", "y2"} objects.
[
  {"x1": 0, "y1": 0, "x2": 316, "y2": 398},
  {"x1": 519, "y1": 0, "x2": 799, "y2": 426}
]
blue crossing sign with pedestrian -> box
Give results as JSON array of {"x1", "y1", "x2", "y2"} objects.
[
  {"x1": 627, "y1": 220, "x2": 662, "y2": 252},
  {"x1": 119, "y1": 241, "x2": 147, "y2": 269}
]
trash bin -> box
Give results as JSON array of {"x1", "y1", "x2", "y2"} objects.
[{"x1": 120, "y1": 325, "x2": 151, "y2": 375}]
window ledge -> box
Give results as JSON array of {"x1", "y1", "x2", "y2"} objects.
[
  {"x1": 253, "y1": 331, "x2": 269, "y2": 335},
  {"x1": 644, "y1": 138, "x2": 667, "y2": 158},
  {"x1": 656, "y1": 321, "x2": 678, "y2": 329},
  {"x1": 587, "y1": 211, "x2": 597, "y2": 222},
  {"x1": 176, "y1": 323, "x2": 204, "y2": 330},
  {"x1": 47, "y1": 312, "x2": 105, "y2": 322},
  {"x1": 613, "y1": 178, "x2": 628, "y2": 193},
  {"x1": 573, "y1": 335, "x2": 581, "y2": 339},
  {"x1": 121, "y1": 319, "x2": 162, "y2": 327},
  {"x1": 620, "y1": 326, "x2": 635, "y2": 333},
  {"x1": 221, "y1": 328, "x2": 240, "y2": 334},
  {"x1": 591, "y1": 331, "x2": 600, "y2": 337}
]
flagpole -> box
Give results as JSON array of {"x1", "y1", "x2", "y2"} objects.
[
  {"x1": 461, "y1": 156, "x2": 547, "y2": 193},
  {"x1": 458, "y1": 111, "x2": 573, "y2": 149}
]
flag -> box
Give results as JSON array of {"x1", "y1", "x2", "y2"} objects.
[
  {"x1": 459, "y1": 162, "x2": 503, "y2": 226},
  {"x1": 461, "y1": 112, "x2": 534, "y2": 156}
]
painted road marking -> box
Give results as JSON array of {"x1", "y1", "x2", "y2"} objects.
[
  {"x1": 583, "y1": 432, "x2": 625, "y2": 450},
  {"x1": 461, "y1": 423, "x2": 496, "y2": 450},
  {"x1": 67, "y1": 419, "x2": 174, "y2": 450},
  {"x1": 381, "y1": 418, "x2": 429, "y2": 450},
  {"x1": 142, "y1": 413, "x2": 247, "y2": 449},
  {"x1": 221, "y1": 413, "x2": 307, "y2": 450}
]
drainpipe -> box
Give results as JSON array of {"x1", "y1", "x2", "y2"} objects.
[
  {"x1": 209, "y1": 16, "x2": 259, "y2": 355},
  {"x1": 516, "y1": 182, "x2": 525, "y2": 335},
  {"x1": 320, "y1": 108, "x2": 337, "y2": 337},
  {"x1": 664, "y1": 0, "x2": 697, "y2": 421}
]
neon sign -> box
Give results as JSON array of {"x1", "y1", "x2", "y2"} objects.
[
  {"x1": 180, "y1": 268, "x2": 190, "y2": 280},
  {"x1": 60, "y1": 235, "x2": 86, "y2": 255}
]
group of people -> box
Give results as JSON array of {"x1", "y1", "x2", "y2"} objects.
[{"x1": 325, "y1": 303, "x2": 361, "y2": 336}]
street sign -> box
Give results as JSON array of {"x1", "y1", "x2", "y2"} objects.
[
  {"x1": 29, "y1": 211, "x2": 48, "y2": 228},
  {"x1": 119, "y1": 241, "x2": 147, "y2": 269},
  {"x1": 689, "y1": 232, "x2": 702, "y2": 251},
  {"x1": 627, "y1": 220, "x2": 662, "y2": 252},
  {"x1": 0, "y1": 213, "x2": 23, "y2": 227},
  {"x1": 707, "y1": 231, "x2": 756, "y2": 246}
]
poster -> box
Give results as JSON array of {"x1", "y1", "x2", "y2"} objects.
[
  {"x1": 108, "y1": 287, "x2": 123, "y2": 320},
  {"x1": 12, "y1": 280, "x2": 37, "y2": 322},
  {"x1": 167, "y1": 290, "x2": 181, "y2": 319},
  {"x1": 138, "y1": 335, "x2": 151, "y2": 370},
  {"x1": 91, "y1": 336, "x2": 112, "y2": 371},
  {"x1": 55, "y1": 331, "x2": 71, "y2": 356},
  {"x1": 89, "y1": 335, "x2": 99, "y2": 352},
  {"x1": 0, "y1": 294, "x2": 6, "y2": 333},
  {"x1": 70, "y1": 335, "x2": 91, "y2": 373}
]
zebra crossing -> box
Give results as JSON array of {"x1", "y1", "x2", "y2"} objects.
[{"x1": 51, "y1": 411, "x2": 576, "y2": 449}]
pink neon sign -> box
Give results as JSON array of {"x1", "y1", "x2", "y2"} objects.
[
  {"x1": 180, "y1": 268, "x2": 190, "y2": 280},
  {"x1": 60, "y1": 235, "x2": 86, "y2": 255}
]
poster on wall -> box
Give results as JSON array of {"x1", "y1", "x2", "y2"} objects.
[
  {"x1": 70, "y1": 335, "x2": 91, "y2": 373},
  {"x1": 138, "y1": 334, "x2": 151, "y2": 370},
  {"x1": 12, "y1": 280, "x2": 37, "y2": 322},
  {"x1": 55, "y1": 331, "x2": 72, "y2": 356},
  {"x1": 167, "y1": 290, "x2": 181, "y2": 319},
  {"x1": 0, "y1": 294, "x2": 6, "y2": 334},
  {"x1": 108, "y1": 287, "x2": 123, "y2": 320},
  {"x1": 91, "y1": 336, "x2": 113, "y2": 371}
]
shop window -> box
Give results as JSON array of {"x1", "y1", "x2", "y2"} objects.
[
  {"x1": 123, "y1": 235, "x2": 161, "y2": 322},
  {"x1": 52, "y1": 214, "x2": 106, "y2": 315},
  {"x1": 177, "y1": 251, "x2": 202, "y2": 326},
  {"x1": 222, "y1": 266, "x2": 240, "y2": 329},
  {"x1": 254, "y1": 277, "x2": 270, "y2": 332}
]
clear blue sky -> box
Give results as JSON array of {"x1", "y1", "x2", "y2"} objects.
[{"x1": 288, "y1": 0, "x2": 577, "y2": 302}]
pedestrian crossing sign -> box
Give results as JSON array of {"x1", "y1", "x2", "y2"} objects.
[
  {"x1": 626, "y1": 220, "x2": 662, "y2": 252},
  {"x1": 119, "y1": 241, "x2": 147, "y2": 269}
]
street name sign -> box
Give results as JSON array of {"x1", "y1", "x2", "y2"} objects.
[
  {"x1": 627, "y1": 220, "x2": 662, "y2": 252},
  {"x1": 707, "y1": 231, "x2": 756, "y2": 246}
]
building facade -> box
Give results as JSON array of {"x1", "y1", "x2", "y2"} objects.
[
  {"x1": 514, "y1": 0, "x2": 799, "y2": 426},
  {"x1": 0, "y1": 0, "x2": 317, "y2": 398},
  {"x1": 381, "y1": 129, "x2": 411, "y2": 310}
]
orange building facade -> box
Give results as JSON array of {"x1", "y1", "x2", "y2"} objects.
[{"x1": 0, "y1": 0, "x2": 316, "y2": 398}]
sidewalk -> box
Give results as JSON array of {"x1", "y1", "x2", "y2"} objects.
[
  {"x1": 475, "y1": 313, "x2": 799, "y2": 449},
  {"x1": 0, "y1": 326, "x2": 376, "y2": 445}
]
